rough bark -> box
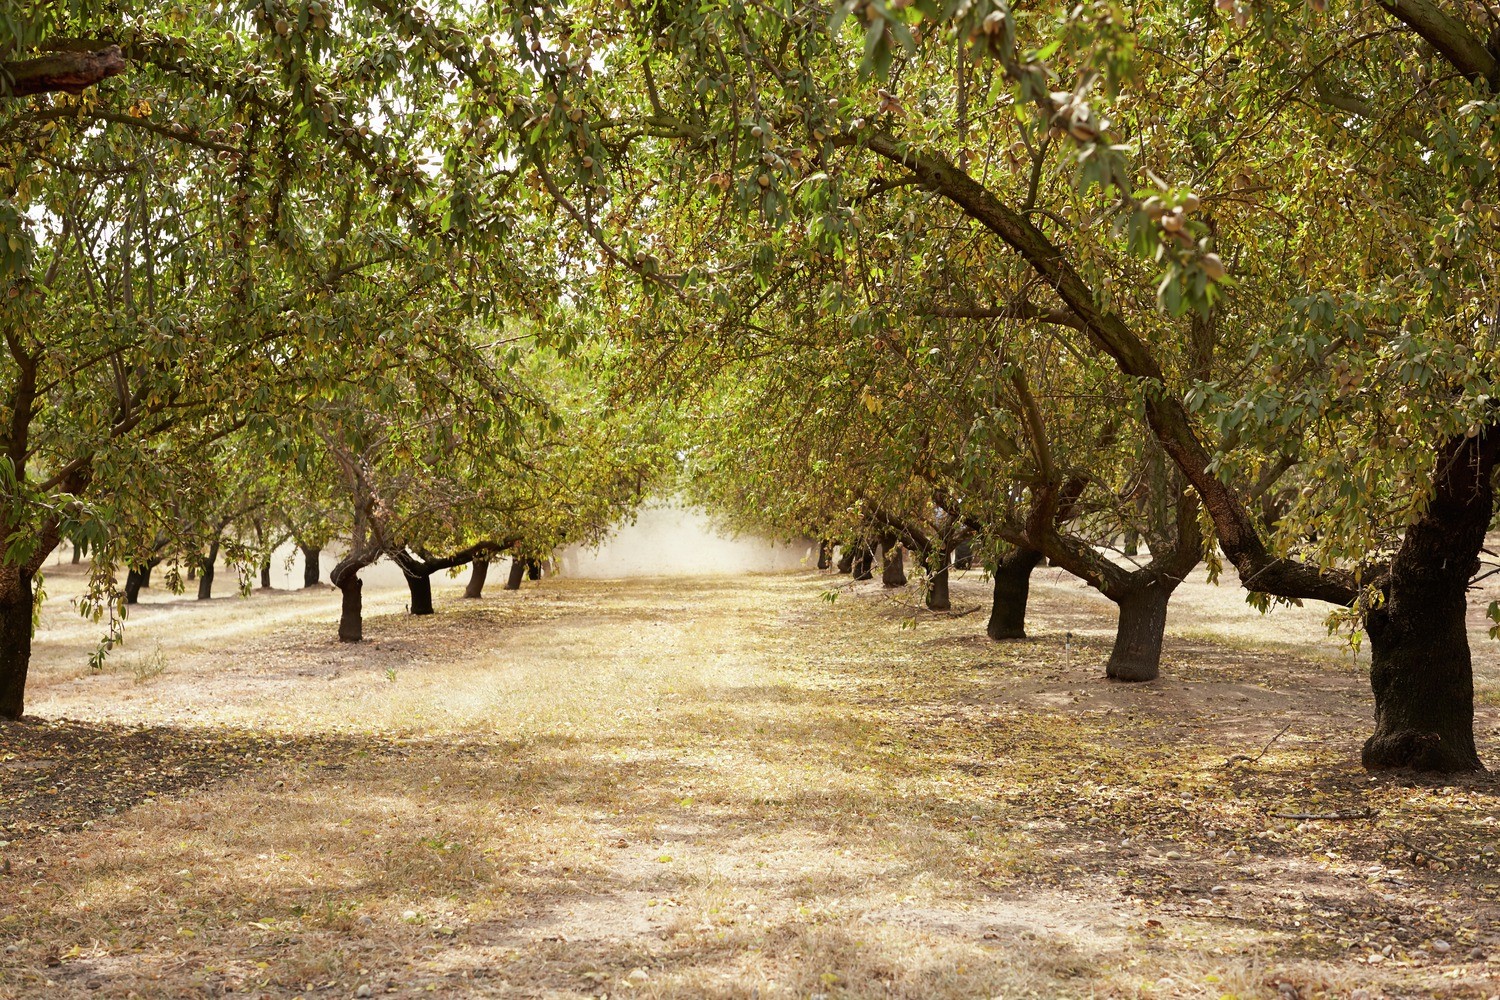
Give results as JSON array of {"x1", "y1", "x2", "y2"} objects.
[
  {"x1": 464, "y1": 558, "x2": 489, "y2": 598},
  {"x1": 505, "y1": 558, "x2": 526, "y2": 590},
  {"x1": 987, "y1": 547, "x2": 1043, "y2": 640},
  {"x1": 1106, "y1": 585, "x2": 1173, "y2": 682},
  {"x1": 1, "y1": 46, "x2": 127, "y2": 98},
  {"x1": 851, "y1": 545, "x2": 874, "y2": 581},
  {"x1": 124, "y1": 566, "x2": 146, "y2": 605},
  {"x1": 926, "y1": 550, "x2": 952, "y2": 611},
  {"x1": 1361, "y1": 431, "x2": 1497, "y2": 772},
  {"x1": 335, "y1": 573, "x2": 364, "y2": 643},
  {"x1": 196, "y1": 540, "x2": 218, "y2": 600},
  {"x1": 880, "y1": 542, "x2": 906, "y2": 587},
  {"x1": 301, "y1": 545, "x2": 321, "y2": 587},
  {"x1": 0, "y1": 576, "x2": 33, "y2": 720},
  {"x1": 404, "y1": 570, "x2": 434, "y2": 616}
]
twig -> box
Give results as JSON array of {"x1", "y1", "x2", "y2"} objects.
[
  {"x1": 1395, "y1": 838, "x2": 1453, "y2": 867},
  {"x1": 1222, "y1": 723, "x2": 1291, "y2": 767},
  {"x1": 1270, "y1": 808, "x2": 1375, "y2": 821}
]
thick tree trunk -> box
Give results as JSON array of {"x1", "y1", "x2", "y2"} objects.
[
  {"x1": 987, "y1": 547, "x2": 1043, "y2": 640},
  {"x1": 336, "y1": 574, "x2": 363, "y2": 643},
  {"x1": 405, "y1": 570, "x2": 435, "y2": 616},
  {"x1": 0, "y1": 575, "x2": 34, "y2": 720},
  {"x1": 836, "y1": 547, "x2": 855, "y2": 574},
  {"x1": 880, "y1": 543, "x2": 906, "y2": 587},
  {"x1": 505, "y1": 558, "x2": 526, "y2": 590},
  {"x1": 301, "y1": 545, "x2": 320, "y2": 587},
  {"x1": 124, "y1": 566, "x2": 146, "y2": 605},
  {"x1": 1106, "y1": 585, "x2": 1172, "y2": 682},
  {"x1": 851, "y1": 545, "x2": 874, "y2": 581},
  {"x1": 260, "y1": 559, "x2": 272, "y2": 590},
  {"x1": 526, "y1": 558, "x2": 542, "y2": 581},
  {"x1": 925, "y1": 549, "x2": 952, "y2": 611},
  {"x1": 196, "y1": 541, "x2": 218, "y2": 600},
  {"x1": 464, "y1": 558, "x2": 489, "y2": 598},
  {"x1": 1360, "y1": 431, "x2": 1495, "y2": 772},
  {"x1": 141, "y1": 564, "x2": 152, "y2": 588},
  {"x1": 816, "y1": 540, "x2": 832, "y2": 570}
]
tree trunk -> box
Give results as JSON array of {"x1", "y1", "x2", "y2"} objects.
[
  {"x1": 464, "y1": 558, "x2": 489, "y2": 598},
  {"x1": 1360, "y1": 431, "x2": 1495, "y2": 773},
  {"x1": 260, "y1": 558, "x2": 272, "y2": 590},
  {"x1": 851, "y1": 545, "x2": 874, "y2": 581},
  {"x1": 141, "y1": 563, "x2": 152, "y2": 588},
  {"x1": 526, "y1": 558, "x2": 542, "y2": 581},
  {"x1": 1123, "y1": 529, "x2": 1140, "y2": 557},
  {"x1": 1106, "y1": 585, "x2": 1172, "y2": 682},
  {"x1": 336, "y1": 574, "x2": 363, "y2": 643},
  {"x1": 196, "y1": 541, "x2": 218, "y2": 600},
  {"x1": 405, "y1": 570, "x2": 435, "y2": 616},
  {"x1": 925, "y1": 549, "x2": 952, "y2": 611},
  {"x1": 880, "y1": 544, "x2": 906, "y2": 587},
  {"x1": 0, "y1": 574, "x2": 34, "y2": 720},
  {"x1": 505, "y1": 558, "x2": 526, "y2": 590},
  {"x1": 302, "y1": 545, "x2": 321, "y2": 587},
  {"x1": 816, "y1": 539, "x2": 832, "y2": 570},
  {"x1": 987, "y1": 547, "x2": 1043, "y2": 640},
  {"x1": 836, "y1": 546, "x2": 855, "y2": 574},
  {"x1": 187, "y1": 561, "x2": 196, "y2": 581},
  {"x1": 71, "y1": 544, "x2": 81, "y2": 564},
  {"x1": 125, "y1": 566, "x2": 146, "y2": 605},
  {"x1": 953, "y1": 539, "x2": 974, "y2": 571}
]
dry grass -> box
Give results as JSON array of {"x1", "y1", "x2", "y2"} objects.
[{"x1": 1, "y1": 565, "x2": 1498, "y2": 999}]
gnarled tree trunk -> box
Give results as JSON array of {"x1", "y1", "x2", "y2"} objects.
[
  {"x1": 505, "y1": 558, "x2": 526, "y2": 590},
  {"x1": 404, "y1": 570, "x2": 435, "y2": 616},
  {"x1": 125, "y1": 566, "x2": 147, "y2": 605},
  {"x1": 925, "y1": 549, "x2": 952, "y2": 611},
  {"x1": 301, "y1": 544, "x2": 321, "y2": 587},
  {"x1": 851, "y1": 545, "x2": 874, "y2": 581},
  {"x1": 196, "y1": 540, "x2": 218, "y2": 600},
  {"x1": 987, "y1": 547, "x2": 1043, "y2": 640},
  {"x1": 880, "y1": 541, "x2": 906, "y2": 587},
  {"x1": 464, "y1": 558, "x2": 489, "y2": 598},
  {"x1": 1106, "y1": 583, "x2": 1174, "y2": 682},
  {"x1": 0, "y1": 572, "x2": 34, "y2": 720},
  {"x1": 1361, "y1": 431, "x2": 1497, "y2": 772},
  {"x1": 333, "y1": 563, "x2": 364, "y2": 641}
]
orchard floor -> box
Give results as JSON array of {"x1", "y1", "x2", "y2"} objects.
[{"x1": 3, "y1": 565, "x2": 1500, "y2": 1000}]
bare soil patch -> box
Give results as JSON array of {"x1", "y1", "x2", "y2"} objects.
[{"x1": 2, "y1": 568, "x2": 1498, "y2": 999}]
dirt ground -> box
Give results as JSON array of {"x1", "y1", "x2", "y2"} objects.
[{"x1": 2, "y1": 562, "x2": 1498, "y2": 999}]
